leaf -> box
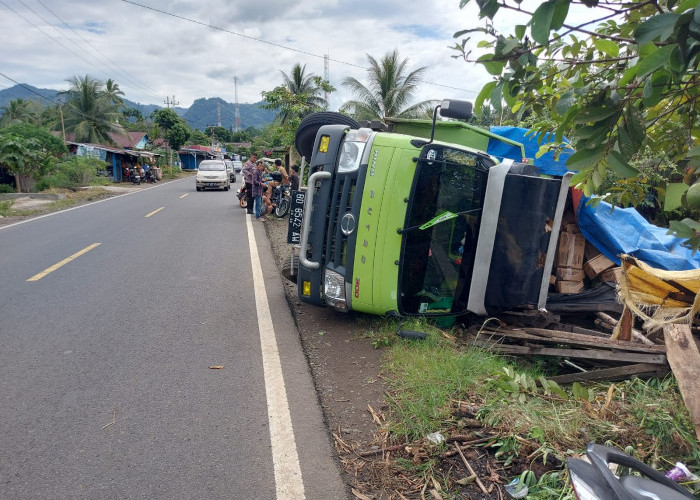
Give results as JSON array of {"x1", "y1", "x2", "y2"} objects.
[
  {"x1": 607, "y1": 151, "x2": 639, "y2": 178},
  {"x1": 642, "y1": 70, "x2": 670, "y2": 107},
  {"x1": 594, "y1": 38, "x2": 619, "y2": 58},
  {"x1": 475, "y1": 0, "x2": 501, "y2": 19},
  {"x1": 573, "y1": 105, "x2": 620, "y2": 125},
  {"x1": 490, "y1": 81, "x2": 504, "y2": 112},
  {"x1": 515, "y1": 25, "x2": 527, "y2": 39},
  {"x1": 566, "y1": 145, "x2": 606, "y2": 172},
  {"x1": 477, "y1": 54, "x2": 506, "y2": 76},
  {"x1": 556, "y1": 91, "x2": 575, "y2": 115},
  {"x1": 531, "y1": 2, "x2": 557, "y2": 45},
  {"x1": 475, "y1": 81, "x2": 497, "y2": 112},
  {"x1": 635, "y1": 13, "x2": 680, "y2": 44},
  {"x1": 636, "y1": 44, "x2": 678, "y2": 78}
]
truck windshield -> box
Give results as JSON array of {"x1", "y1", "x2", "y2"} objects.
[{"x1": 398, "y1": 146, "x2": 492, "y2": 315}]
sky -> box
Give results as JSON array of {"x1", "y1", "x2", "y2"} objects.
[{"x1": 0, "y1": 0, "x2": 562, "y2": 112}]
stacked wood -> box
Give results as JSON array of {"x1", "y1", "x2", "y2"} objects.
[{"x1": 471, "y1": 323, "x2": 669, "y2": 383}]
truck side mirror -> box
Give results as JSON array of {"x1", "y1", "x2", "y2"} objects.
[
  {"x1": 439, "y1": 100, "x2": 473, "y2": 120},
  {"x1": 410, "y1": 99, "x2": 473, "y2": 148}
]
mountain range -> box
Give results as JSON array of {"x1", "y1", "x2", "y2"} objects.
[{"x1": 0, "y1": 84, "x2": 277, "y2": 131}]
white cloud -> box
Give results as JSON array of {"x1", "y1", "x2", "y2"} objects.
[{"x1": 2, "y1": 0, "x2": 592, "y2": 112}]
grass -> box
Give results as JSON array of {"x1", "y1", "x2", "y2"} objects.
[
  {"x1": 0, "y1": 187, "x2": 111, "y2": 217},
  {"x1": 367, "y1": 317, "x2": 700, "y2": 498}
]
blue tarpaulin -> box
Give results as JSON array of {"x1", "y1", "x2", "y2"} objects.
[
  {"x1": 487, "y1": 126, "x2": 699, "y2": 271},
  {"x1": 577, "y1": 196, "x2": 700, "y2": 271},
  {"x1": 488, "y1": 126, "x2": 574, "y2": 176}
]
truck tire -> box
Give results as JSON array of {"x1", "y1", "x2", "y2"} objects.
[{"x1": 295, "y1": 112, "x2": 360, "y2": 160}]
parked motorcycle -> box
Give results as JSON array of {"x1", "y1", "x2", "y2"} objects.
[
  {"x1": 236, "y1": 183, "x2": 247, "y2": 209},
  {"x1": 144, "y1": 169, "x2": 156, "y2": 183},
  {"x1": 129, "y1": 167, "x2": 141, "y2": 185},
  {"x1": 567, "y1": 443, "x2": 695, "y2": 499},
  {"x1": 268, "y1": 177, "x2": 291, "y2": 218}
]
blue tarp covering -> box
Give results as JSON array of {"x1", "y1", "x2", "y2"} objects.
[
  {"x1": 486, "y1": 126, "x2": 699, "y2": 271},
  {"x1": 577, "y1": 196, "x2": 700, "y2": 271},
  {"x1": 487, "y1": 126, "x2": 574, "y2": 176}
]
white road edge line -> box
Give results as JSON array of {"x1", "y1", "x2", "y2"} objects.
[{"x1": 246, "y1": 214, "x2": 306, "y2": 500}]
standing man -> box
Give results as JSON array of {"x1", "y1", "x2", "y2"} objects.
[
  {"x1": 289, "y1": 165, "x2": 300, "y2": 192},
  {"x1": 252, "y1": 160, "x2": 267, "y2": 220},
  {"x1": 242, "y1": 153, "x2": 257, "y2": 215}
]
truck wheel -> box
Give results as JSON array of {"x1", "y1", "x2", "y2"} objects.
[
  {"x1": 281, "y1": 254, "x2": 299, "y2": 283},
  {"x1": 295, "y1": 112, "x2": 360, "y2": 160}
]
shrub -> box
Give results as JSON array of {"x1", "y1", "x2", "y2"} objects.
[
  {"x1": 37, "y1": 156, "x2": 107, "y2": 190},
  {"x1": 0, "y1": 183, "x2": 15, "y2": 193}
]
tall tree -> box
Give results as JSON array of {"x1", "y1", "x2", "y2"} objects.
[
  {"x1": 0, "y1": 98, "x2": 39, "y2": 127},
  {"x1": 340, "y1": 49, "x2": 436, "y2": 121},
  {"x1": 260, "y1": 62, "x2": 334, "y2": 145},
  {"x1": 104, "y1": 78, "x2": 125, "y2": 109},
  {"x1": 262, "y1": 63, "x2": 331, "y2": 122},
  {"x1": 0, "y1": 123, "x2": 67, "y2": 192},
  {"x1": 454, "y1": 1, "x2": 698, "y2": 194},
  {"x1": 58, "y1": 75, "x2": 125, "y2": 145},
  {"x1": 455, "y1": 0, "x2": 700, "y2": 250}
]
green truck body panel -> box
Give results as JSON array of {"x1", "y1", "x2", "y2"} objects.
[
  {"x1": 352, "y1": 136, "x2": 416, "y2": 315},
  {"x1": 385, "y1": 118, "x2": 526, "y2": 160}
]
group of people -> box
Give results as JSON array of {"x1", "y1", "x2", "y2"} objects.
[
  {"x1": 122, "y1": 159, "x2": 155, "y2": 182},
  {"x1": 241, "y1": 153, "x2": 300, "y2": 220}
]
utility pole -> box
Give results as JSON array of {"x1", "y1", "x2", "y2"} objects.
[
  {"x1": 164, "y1": 95, "x2": 179, "y2": 108},
  {"x1": 234, "y1": 76, "x2": 241, "y2": 133},
  {"x1": 217, "y1": 101, "x2": 221, "y2": 127},
  {"x1": 324, "y1": 53, "x2": 329, "y2": 107},
  {"x1": 163, "y1": 95, "x2": 179, "y2": 167}
]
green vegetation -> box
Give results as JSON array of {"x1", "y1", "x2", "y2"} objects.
[
  {"x1": 340, "y1": 49, "x2": 435, "y2": 120},
  {"x1": 363, "y1": 317, "x2": 699, "y2": 498},
  {"x1": 454, "y1": 0, "x2": 699, "y2": 250},
  {"x1": 59, "y1": 75, "x2": 126, "y2": 145},
  {"x1": 36, "y1": 156, "x2": 110, "y2": 191}
]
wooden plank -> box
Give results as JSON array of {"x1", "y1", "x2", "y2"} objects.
[
  {"x1": 481, "y1": 327, "x2": 666, "y2": 353},
  {"x1": 552, "y1": 323, "x2": 610, "y2": 338},
  {"x1": 664, "y1": 324, "x2": 700, "y2": 442},
  {"x1": 472, "y1": 340, "x2": 667, "y2": 364},
  {"x1": 548, "y1": 363, "x2": 668, "y2": 384}
]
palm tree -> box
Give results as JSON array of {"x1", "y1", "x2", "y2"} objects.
[
  {"x1": 0, "y1": 98, "x2": 38, "y2": 127},
  {"x1": 340, "y1": 49, "x2": 435, "y2": 121},
  {"x1": 58, "y1": 75, "x2": 125, "y2": 145},
  {"x1": 277, "y1": 63, "x2": 327, "y2": 123},
  {"x1": 104, "y1": 78, "x2": 125, "y2": 109}
]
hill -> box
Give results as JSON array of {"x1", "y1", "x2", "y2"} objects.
[{"x1": 0, "y1": 84, "x2": 276, "y2": 131}]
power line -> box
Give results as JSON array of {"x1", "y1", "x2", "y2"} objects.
[
  {"x1": 0, "y1": 0, "x2": 117, "y2": 82},
  {"x1": 32, "y1": 0, "x2": 166, "y2": 102},
  {"x1": 119, "y1": 0, "x2": 477, "y2": 94}
]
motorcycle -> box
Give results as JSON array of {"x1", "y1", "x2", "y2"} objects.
[
  {"x1": 270, "y1": 182, "x2": 291, "y2": 218},
  {"x1": 129, "y1": 167, "x2": 141, "y2": 185},
  {"x1": 236, "y1": 183, "x2": 247, "y2": 209},
  {"x1": 143, "y1": 169, "x2": 156, "y2": 183},
  {"x1": 567, "y1": 443, "x2": 695, "y2": 499}
]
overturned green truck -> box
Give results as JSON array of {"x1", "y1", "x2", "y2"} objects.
[{"x1": 292, "y1": 101, "x2": 573, "y2": 318}]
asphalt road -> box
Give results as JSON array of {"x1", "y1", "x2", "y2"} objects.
[{"x1": 0, "y1": 178, "x2": 348, "y2": 500}]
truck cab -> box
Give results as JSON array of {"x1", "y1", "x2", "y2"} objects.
[{"x1": 296, "y1": 101, "x2": 572, "y2": 318}]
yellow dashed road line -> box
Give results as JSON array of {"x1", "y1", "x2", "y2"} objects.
[{"x1": 27, "y1": 243, "x2": 101, "y2": 282}]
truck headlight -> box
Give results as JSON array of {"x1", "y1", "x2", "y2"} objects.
[
  {"x1": 337, "y1": 128, "x2": 371, "y2": 174},
  {"x1": 324, "y1": 269, "x2": 347, "y2": 310}
]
